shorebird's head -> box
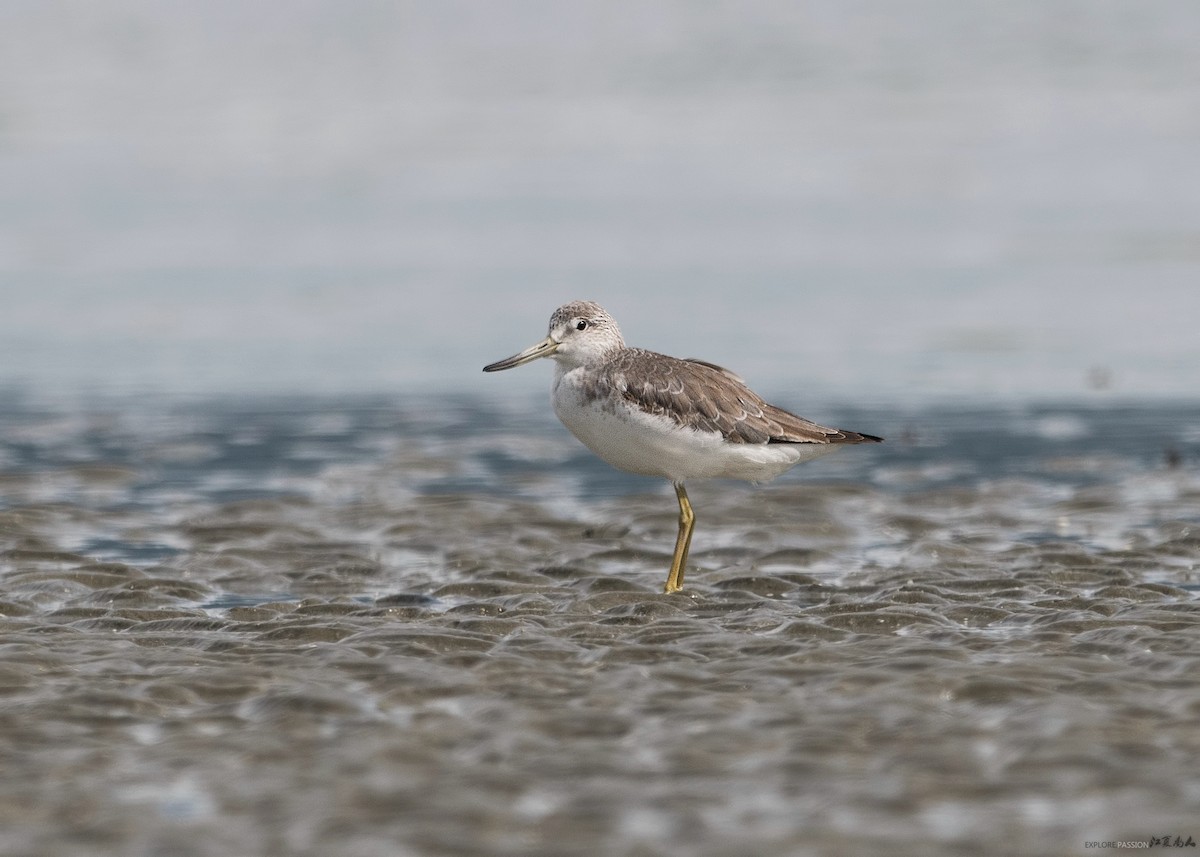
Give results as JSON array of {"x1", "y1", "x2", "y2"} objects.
[{"x1": 483, "y1": 300, "x2": 625, "y2": 372}]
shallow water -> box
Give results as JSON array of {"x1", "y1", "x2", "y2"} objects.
[{"x1": 1, "y1": 393, "x2": 1198, "y2": 856}]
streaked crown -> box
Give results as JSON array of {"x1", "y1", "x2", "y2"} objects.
[{"x1": 547, "y1": 301, "x2": 625, "y2": 367}]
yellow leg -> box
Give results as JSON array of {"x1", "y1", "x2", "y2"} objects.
[{"x1": 663, "y1": 482, "x2": 695, "y2": 593}]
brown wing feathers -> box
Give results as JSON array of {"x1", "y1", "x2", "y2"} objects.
[{"x1": 596, "y1": 350, "x2": 883, "y2": 446}]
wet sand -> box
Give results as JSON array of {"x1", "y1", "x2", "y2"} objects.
[{"x1": 1, "y1": 396, "x2": 1198, "y2": 856}]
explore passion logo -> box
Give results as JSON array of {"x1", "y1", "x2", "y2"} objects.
[{"x1": 1084, "y1": 836, "x2": 1197, "y2": 849}]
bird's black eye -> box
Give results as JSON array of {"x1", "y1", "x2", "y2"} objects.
[{"x1": 576, "y1": 319, "x2": 589, "y2": 331}]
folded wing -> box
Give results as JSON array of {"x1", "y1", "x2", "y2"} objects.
[{"x1": 592, "y1": 349, "x2": 883, "y2": 446}]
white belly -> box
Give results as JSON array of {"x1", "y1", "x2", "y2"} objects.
[{"x1": 551, "y1": 369, "x2": 838, "y2": 483}]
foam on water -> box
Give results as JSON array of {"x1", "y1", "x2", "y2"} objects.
[{"x1": 0, "y1": 393, "x2": 1198, "y2": 855}]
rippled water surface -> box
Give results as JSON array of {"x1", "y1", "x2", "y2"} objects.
[{"x1": 1, "y1": 393, "x2": 1198, "y2": 856}]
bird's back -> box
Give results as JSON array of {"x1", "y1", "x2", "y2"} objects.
[{"x1": 552, "y1": 347, "x2": 880, "y2": 482}]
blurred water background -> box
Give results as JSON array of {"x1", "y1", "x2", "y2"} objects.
[
  {"x1": 3, "y1": 0, "x2": 1198, "y2": 403},
  {"x1": 2, "y1": 2, "x2": 1200, "y2": 856}
]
